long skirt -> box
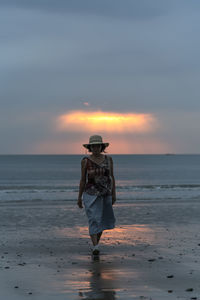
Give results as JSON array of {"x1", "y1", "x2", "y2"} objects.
[{"x1": 82, "y1": 192, "x2": 116, "y2": 235}]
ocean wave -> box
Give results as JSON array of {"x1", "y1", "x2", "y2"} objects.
[
  {"x1": 117, "y1": 184, "x2": 200, "y2": 191},
  {"x1": 1, "y1": 184, "x2": 200, "y2": 192},
  {"x1": 0, "y1": 183, "x2": 200, "y2": 203},
  {"x1": 0, "y1": 185, "x2": 77, "y2": 192}
]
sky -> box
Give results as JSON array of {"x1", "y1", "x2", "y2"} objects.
[{"x1": 1, "y1": 0, "x2": 200, "y2": 154}]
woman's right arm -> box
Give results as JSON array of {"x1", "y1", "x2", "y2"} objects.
[
  {"x1": 77, "y1": 158, "x2": 87, "y2": 208},
  {"x1": 109, "y1": 156, "x2": 116, "y2": 205}
]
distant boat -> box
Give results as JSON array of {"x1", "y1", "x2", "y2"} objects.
[{"x1": 165, "y1": 153, "x2": 175, "y2": 156}]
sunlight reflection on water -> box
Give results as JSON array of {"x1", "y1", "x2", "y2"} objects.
[
  {"x1": 55, "y1": 224, "x2": 156, "y2": 247},
  {"x1": 52, "y1": 224, "x2": 158, "y2": 299}
]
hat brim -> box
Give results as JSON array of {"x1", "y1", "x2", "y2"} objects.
[{"x1": 83, "y1": 142, "x2": 109, "y2": 149}]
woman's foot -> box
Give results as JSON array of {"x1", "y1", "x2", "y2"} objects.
[{"x1": 92, "y1": 244, "x2": 100, "y2": 255}]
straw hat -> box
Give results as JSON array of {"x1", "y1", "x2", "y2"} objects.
[{"x1": 83, "y1": 135, "x2": 109, "y2": 149}]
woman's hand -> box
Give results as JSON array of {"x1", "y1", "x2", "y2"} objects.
[
  {"x1": 77, "y1": 198, "x2": 83, "y2": 209},
  {"x1": 112, "y1": 195, "x2": 116, "y2": 205}
]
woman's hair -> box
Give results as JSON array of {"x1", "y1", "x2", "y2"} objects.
[{"x1": 87, "y1": 144, "x2": 107, "y2": 153}]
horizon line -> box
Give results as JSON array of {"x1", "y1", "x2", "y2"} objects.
[{"x1": 0, "y1": 153, "x2": 200, "y2": 156}]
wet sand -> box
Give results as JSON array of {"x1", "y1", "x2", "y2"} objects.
[{"x1": 1, "y1": 199, "x2": 200, "y2": 299}]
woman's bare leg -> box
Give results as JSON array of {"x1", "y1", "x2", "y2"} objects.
[
  {"x1": 90, "y1": 231, "x2": 102, "y2": 246},
  {"x1": 97, "y1": 231, "x2": 102, "y2": 243},
  {"x1": 90, "y1": 234, "x2": 98, "y2": 246}
]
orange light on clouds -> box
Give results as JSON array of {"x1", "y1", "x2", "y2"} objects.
[
  {"x1": 31, "y1": 136, "x2": 170, "y2": 154},
  {"x1": 31, "y1": 110, "x2": 167, "y2": 154},
  {"x1": 83, "y1": 102, "x2": 90, "y2": 106},
  {"x1": 56, "y1": 110, "x2": 156, "y2": 133}
]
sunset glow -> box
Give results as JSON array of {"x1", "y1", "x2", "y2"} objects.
[{"x1": 56, "y1": 110, "x2": 156, "y2": 133}]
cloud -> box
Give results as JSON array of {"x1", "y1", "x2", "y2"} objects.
[
  {"x1": 31, "y1": 133, "x2": 170, "y2": 154},
  {"x1": 1, "y1": 1, "x2": 200, "y2": 154},
  {"x1": 55, "y1": 110, "x2": 157, "y2": 134},
  {"x1": 1, "y1": 2, "x2": 200, "y2": 113},
  {"x1": 0, "y1": 0, "x2": 174, "y2": 20}
]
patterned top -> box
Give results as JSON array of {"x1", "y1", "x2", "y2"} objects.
[{"x1": 83, "y1": 155, "x2": 112, "y2": 196}]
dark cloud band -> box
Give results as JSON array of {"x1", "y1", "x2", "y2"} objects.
[{"x1": 0, "y1": 0, "x2": 175, "y2": 19}]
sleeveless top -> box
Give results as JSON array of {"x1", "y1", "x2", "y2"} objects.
[{"x1": 83, "y1": 155, "x2": 112, "y2": 196}]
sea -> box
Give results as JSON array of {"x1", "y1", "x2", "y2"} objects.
[{"x1": 0, "y1": 154, "x2": 200, "y2": 204}]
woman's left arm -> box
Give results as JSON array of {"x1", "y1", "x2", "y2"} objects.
[{"x1": 109, "y1": 156, "x2": 116, "y2": 205}]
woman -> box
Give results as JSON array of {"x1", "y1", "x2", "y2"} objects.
[{"x1": 77, "y1": 135, "x2": 116, "y2": 255}]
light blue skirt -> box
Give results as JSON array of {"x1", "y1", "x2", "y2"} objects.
[{"x1": 82, "y1": 192, "x2": 116, "y2": 235}]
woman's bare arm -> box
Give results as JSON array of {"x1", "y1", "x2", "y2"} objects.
[
  {"x1": 109, "y1": 156, "x2": 116, "y2": 204},
  {"x1": 77, "y1": 158, "x2": 87, "y2": 208}
]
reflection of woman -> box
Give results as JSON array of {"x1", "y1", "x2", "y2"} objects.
[
  {"x1": 79, "y1": 260, "x2": 116, "y2": 300},
  {"x1": 77, "y1": 135, "x2": 116, "y2": 255}
]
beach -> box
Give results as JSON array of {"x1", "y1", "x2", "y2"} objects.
[{"x1": 1, "y1": 198, "x2": 200, "y2": 300}]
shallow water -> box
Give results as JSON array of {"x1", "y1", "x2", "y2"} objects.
[{"x1": 0, "y1": 154, "x2": 200, "y2": 203}]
